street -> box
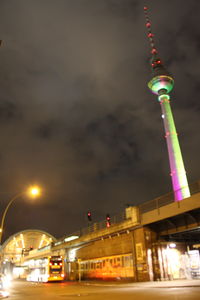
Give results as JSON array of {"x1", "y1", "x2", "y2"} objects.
[{"x1": 7, "y1": 280, "x2": 200, "y2": 300}]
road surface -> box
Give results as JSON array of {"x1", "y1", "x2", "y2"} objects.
[{"x1": 8, "y1": 279, "x2": 200, "y2": 300}]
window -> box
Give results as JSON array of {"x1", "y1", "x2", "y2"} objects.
[
  {"x1": 122, "y1": 256, "x2": 124, "y2": 268},
  {"x1": 124, "y1": 256, "x2": 130, "y2": 267}
]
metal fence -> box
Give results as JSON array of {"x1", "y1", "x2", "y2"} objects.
[
  {"x1": 56, "y1": 211, "x2": 126, "y2": 245},
  {"x1": 79, "y1": 211, "x2": 126, "y2": 235},
  {"x1": 139, "y1": 180, "x2": 200, "y2": 214}
]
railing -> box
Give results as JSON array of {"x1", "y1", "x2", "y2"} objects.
[
  {"x1": 139, "y1": 180, "x2": 200, "y2": 214},
  {"x1": 54, "y1": 180, "x2": 200, "y2": 247},
  {"x1": 79, "y1": 212, "x2": 127, "y2": 235},
  {"x1": 55, "y1": 211, "x2": 126, "y2": 245}
]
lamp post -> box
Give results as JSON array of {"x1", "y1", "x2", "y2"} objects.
[{"x1": 0, "y1": 186, "x2": 41, "y2": 244}]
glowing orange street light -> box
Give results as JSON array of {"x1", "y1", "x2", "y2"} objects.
[
  {"x1": 0, "y1": 186, "x2": 41, "y2": 244},
  {"x1": 28, "y1": 186, "x2": 41, "y2": 197}
]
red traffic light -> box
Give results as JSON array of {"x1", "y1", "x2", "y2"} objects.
[
  {"x1": 87, "y1": 211, "x2": 92, "y2": 221},
  {"x1": 106, "y1": 214, "x2": 110, "y2": 221},
  {"x1": 106, "y1": 214, "x2": 111, "y2": 227}
]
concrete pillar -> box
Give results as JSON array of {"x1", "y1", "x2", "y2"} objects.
[{"x1": 132, "y1": 227, "x2": 157, "y2": 282}]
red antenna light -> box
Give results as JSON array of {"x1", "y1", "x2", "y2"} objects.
[
  {"x1": 144, "y1": 6, "x2": 158, "y2": 58},
  {"x1": 151, "y1": 48, "x2": 157, "y2": 54},
  {"x1": 148, "y1": 33, "x2": 154, "y2": 38}
]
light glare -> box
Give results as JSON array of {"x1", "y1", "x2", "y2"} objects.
[{"x1": 29, "y1": 186, "x2": 40, "y2": 197}]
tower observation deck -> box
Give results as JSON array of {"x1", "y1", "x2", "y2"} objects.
[{"x1": 144, "y1": 6, "x2": 190, "y2": 201}]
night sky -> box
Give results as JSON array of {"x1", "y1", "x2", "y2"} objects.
[{"x1": 0, "y1": 0, "x2": 199, "y2": 242}]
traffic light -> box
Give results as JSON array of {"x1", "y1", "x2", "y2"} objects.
[
  {"x1": 87, "y1": 211, "x2": 92, "y2": 222},
  {"x1": 106, "y1": 214, "x2": 111, "y2": 228}
]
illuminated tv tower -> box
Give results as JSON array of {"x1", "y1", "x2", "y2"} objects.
[{"x1": 144, "y1": 6, "x2": 190, "y2": 201}]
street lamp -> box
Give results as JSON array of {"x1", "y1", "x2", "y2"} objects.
[{"x1": 0, "y1": 186, "x2": 41, "y2": 244}]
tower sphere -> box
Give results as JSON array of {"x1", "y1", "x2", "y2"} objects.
[{"x1": 148, "y1": 75, "x2": 174, "y2": 95}]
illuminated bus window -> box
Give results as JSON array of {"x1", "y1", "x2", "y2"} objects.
[{"x1": 102, "y1": 260, "x2": 105, "y2": 267}]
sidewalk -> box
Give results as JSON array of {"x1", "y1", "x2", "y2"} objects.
[
  {"x1": 127, "y1": 279, "x2": 200, "y2": 288},
  {"x1": 82, "y1": 279, "x2": 200, "y2": 288}
]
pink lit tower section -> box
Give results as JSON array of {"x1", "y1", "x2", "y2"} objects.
[{"x1": 144, "y1": 6, "x2": 190, "y2": 201}]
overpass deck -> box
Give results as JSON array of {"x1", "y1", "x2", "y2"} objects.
[{"x1": 23, "y1": 181, "x2": 200, "y2": 260}]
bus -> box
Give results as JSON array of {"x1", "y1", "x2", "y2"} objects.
[{"x1": 26, "y1": 255, "x2": 64, "y2": 282}]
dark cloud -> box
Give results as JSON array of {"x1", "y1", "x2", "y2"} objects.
[
  {"x1": 0, "y1": 99, "x2": 19, "y2": 122},
  {"x1": 0, "y1": 0, "x2": 199, "y2": 240},
  {"x1": 34, "y1": 120, "x2": 61, "y2": 139}
]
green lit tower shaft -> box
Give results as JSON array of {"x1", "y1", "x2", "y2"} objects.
[{"x1": 144, "y1": 6, "x2": 190, "y2": 201}]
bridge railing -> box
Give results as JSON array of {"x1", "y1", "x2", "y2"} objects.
[
  {"x1": 139, "y1": 180, "x2": 200, "y2": 214},
  {"x1": 80, "y1": 211, "x2": 127, "y2": 235},
  {"x1": 55, "y1": 180, "x2": 200, "y2": 246},
  {"x1": 55, "y1": 211, "x2": 127, "y2": 245}
]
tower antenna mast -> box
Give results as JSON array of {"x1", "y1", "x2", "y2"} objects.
[
  {"x1": 144, "y1": 6, "x2": 190, "y2": 201},
  {"x1": 144, "y1": 6, "x2": 158, "y2": 57}
]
